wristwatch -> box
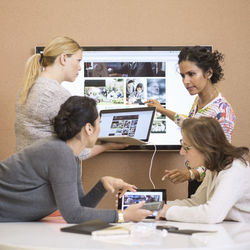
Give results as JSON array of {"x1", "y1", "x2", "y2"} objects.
[
  {"x1": 189, "y1": 169, "x2": 195, "y2": 180},
  {"x1": 117, "y1": 210, "x2": 124, "y2": 223}
]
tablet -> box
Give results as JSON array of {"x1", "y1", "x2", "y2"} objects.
[{"x1": 118, "y1": 189, "x2": 167, "y2": 218}]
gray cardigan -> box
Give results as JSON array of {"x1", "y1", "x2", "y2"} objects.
[
  {"x1": 15, "y1": 76, "x2": 91, "y2": 159},
  {"x1": 0, "y1": 138, "x2": 118, "y2": 223}
]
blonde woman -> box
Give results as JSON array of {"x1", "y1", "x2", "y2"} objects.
[{"x1": 15, "y1": 36, "x2": 126, "y2": 157}]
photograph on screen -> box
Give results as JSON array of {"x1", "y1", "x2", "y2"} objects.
[
  {"x1": 109, "y1": 115, "x2": 138, "y2": 137},
  {"x1": 126, "y1": 78, "x2": 146, "y2": 105},
  {"x1": 155, "y1": 108, "x2": 166, "y2": 120},
  {"x1": 147, "y1": 78, "x2": 166, "y2": 104},
  {"x1": 151, "y1": 120, "x2": 166, "y2": 134},
  {"x1": 84, "y1": 78, "x2": 124, "y2": 105},
  {"x1": 84, "y1": 62, "x2": 165, "y2": 78}
]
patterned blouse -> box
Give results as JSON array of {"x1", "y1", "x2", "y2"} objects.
[{"x1": 174, "y1": 93, "x2": 236, "y2": 142}]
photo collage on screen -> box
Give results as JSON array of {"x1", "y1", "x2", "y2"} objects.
[
  {"x1": 83, "y1": 62, "x2": 167, "y2": 134},
  {"x1": 109, "y1": 115, "x2": 138, "y2": 137}
]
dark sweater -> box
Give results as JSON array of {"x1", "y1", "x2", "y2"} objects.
[{"x1": 0, "y1": 138, "x2": 118, "y2": 223}]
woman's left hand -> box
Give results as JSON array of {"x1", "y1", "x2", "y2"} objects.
[
  {"x1": 90, "y1": 143, "x2": 129, "y2": 157},
  {"x1": 162, "y1": 169, "x2": 190, "y2": 183},
  {"x1": 101, "y1": 176, "x2": 137, "y2": 196},
  {"x1": 156, "y1": 204, "x2": 171, "y2": 220}
]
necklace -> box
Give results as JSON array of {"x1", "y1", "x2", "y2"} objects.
[{"x1": 197, "y1": 87, "x2": 218, "y2": 111}]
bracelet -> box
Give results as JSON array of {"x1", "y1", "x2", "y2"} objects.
[
  {"x1": 196, "y1": 166, "x2": 207, "y2": 182},
  {"x1": 117, "y1": 210, "x2": 124, "y2": 223},
  {"x1": 174, "y1": 113, "x2": 182, "y2": 125},
  {"x1": 189, "y1": 169, "x2": 195, "y2": 180}
]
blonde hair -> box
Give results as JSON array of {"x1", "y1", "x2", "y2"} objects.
[{"x1": 20, "y1": 36, "x2": 81, "y2": 103}]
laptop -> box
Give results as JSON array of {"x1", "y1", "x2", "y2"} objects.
[{"x1": 98, "y1": 107, "x2": 155, "y2": 145}]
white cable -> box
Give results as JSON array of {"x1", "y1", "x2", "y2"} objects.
[{"x1": 149, "y1": 144, "x2": 157, "y2": 189}]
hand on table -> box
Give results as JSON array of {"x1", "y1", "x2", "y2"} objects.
[{"x1": 156, "y1": 204, "x2": 171, "y2": 220}]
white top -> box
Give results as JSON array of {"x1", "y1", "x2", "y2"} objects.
[{"x1": 166, "y1": 159, "x2": 250, "y2": 223}]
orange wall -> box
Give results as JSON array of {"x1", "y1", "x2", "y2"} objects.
[{"x1": 0, "y1": 0, "x2": 249, "y2": 208}]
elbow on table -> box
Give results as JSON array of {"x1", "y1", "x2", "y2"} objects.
[
  {"x1": 60, "y1": 210, "x2": 83, "y2": 224},
  {"x1": 202, "y1": 212, "x2": 225, "y2": 224}
]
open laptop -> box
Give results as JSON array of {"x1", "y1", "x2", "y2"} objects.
[{"x1": 98, "y1": 107, "x2": 155, "y2": 145}]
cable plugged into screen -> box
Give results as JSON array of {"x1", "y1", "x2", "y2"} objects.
[{"x1": 149, "y1": 144, "x2": 157, "y2": 189}]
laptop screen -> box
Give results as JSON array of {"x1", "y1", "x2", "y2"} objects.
[{"x1": 99, "y1": 107, "x2": 155, "y2": 142}]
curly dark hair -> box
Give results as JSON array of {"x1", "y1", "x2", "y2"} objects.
[
  {"x1": 182, "y1": 117, "x2": 249, "y2": 172},
  {"x1": 53, "y1": 96, "x2": 98, "y2": 141},
  {"x1": 178, "y1": 46, "x2": 224, "y2": 84}
]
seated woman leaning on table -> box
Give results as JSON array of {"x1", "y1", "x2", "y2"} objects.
[
  {"x1": 0, "y1": 96, "x2": 152, "y2": 223},
  {"x1": 157, "y1": 117, "x2": 250, "y2": 224}
]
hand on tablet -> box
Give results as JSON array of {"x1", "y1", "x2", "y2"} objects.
[
  {"x1": 156, "y1": 204, "x2": 171, "y2": 220},
  {"x1": 123, "y1": 201, "x2": 153, "y2": 222},
  {"x1": 101, "y1": 176, "x2": 137, "y2": 195}
]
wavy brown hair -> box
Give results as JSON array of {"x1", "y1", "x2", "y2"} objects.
[{"x1": 182, "y1": 117, "x2": 249, "y2": 172}]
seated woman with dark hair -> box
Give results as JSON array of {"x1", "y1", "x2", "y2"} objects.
[
  {"x1": 157, "y1": 117, "x2": 250, "y2": 223},
  {"x1": 0, "y1": 96, "x2": 152, "y2": 223}
]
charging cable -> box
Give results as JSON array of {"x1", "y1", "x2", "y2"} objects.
[{"x1": 149, "y1": 144, "x2": 157, "y2": 189}]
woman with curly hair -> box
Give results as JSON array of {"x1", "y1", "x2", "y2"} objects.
[{"x1": 146, "y1": 46, "x2": 236, "y2": 196}]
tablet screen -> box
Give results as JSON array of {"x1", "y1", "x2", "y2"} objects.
[{"x1": 118, "y1": 189, "x2": 166, "y2": 218}]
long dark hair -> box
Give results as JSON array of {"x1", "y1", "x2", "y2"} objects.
[
  {"x1": 53, "y1": 96, "x2": 98, "y2": 141},
  {"x1": 178, "y1": 46, "x2": 224, "y2": 84},
  {"x1": 182, "y1": 117, "x2": 249, "y2": 172}
]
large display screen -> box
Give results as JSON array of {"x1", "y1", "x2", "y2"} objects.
[{"x1": 36, "y1": 46, "x2": 211, "y2": 150}]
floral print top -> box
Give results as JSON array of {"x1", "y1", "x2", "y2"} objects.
[{"x1": 174, "y1": 93, "x2": 236, "y2": 142}]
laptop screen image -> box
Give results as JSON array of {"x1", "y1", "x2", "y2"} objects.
[{"x1": 99, "y1": 107, "x2": 155, "y2": 143}]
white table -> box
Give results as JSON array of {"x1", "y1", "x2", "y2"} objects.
[{"x1": 0, "y1": 219, "x2": 250, "y2": 250}]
